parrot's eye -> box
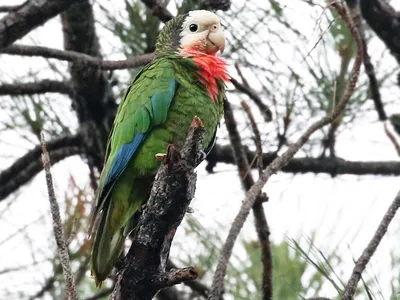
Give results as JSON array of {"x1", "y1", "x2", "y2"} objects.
[{"x1": 189, "y1": 24, "x2": 198, "y2": 32}]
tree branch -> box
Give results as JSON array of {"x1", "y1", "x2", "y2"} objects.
[
  {"x1": 168, "y1": 260, "x2": 218, "y2": 299},
  {"x1": 0, "y1": 5, "x2": 21, "y2": 13},
  {"x1": 141, "y1": 0, "x2": 174, "y2": 23},
  {"x1": 0, "y1": 44, "x2": 155, "y2": 70},
  {"x1": 208, "y1": 2, "x2": 363, "y2": 298},
  {"x1": 40, "y1": 132, "x2": 78, "y2": 300},
  {"x1": 206, "y1": 144, "x2": 400, "y2": 176},
  {"x1": 360, "y1": 0, "x2": 400, "y2": 64},
  {"x1": 347, "y1": 1, "x2": 386, "y2": 121},
  {"x1": 230, "y1": 77, "x2": 273, "y2": 122},
  {"x1": 0, "y1": 79, "x2": 75, "y2": 97},
  {"x1": 224, "y1": 99, "x2": 272, "y2": 300},
  {"x1": 342, "y1": 189, "x2": 400, "y2": 300},
  {"x1": 0, "y1": 133, "x2": 83, "y2": 202},
  {"x1": 0, "y1": 0, "x2": 79, "y2": 49},
  {"x1": 111, "y1": 117, "x2": 205, "y2": 300}
]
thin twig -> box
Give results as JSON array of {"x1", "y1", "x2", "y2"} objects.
[
  {"x1": 208, "y1": 2, "x2": 363, "y2": 298},
  {"x1": 230, "y1": 77, "x2": 273, "y2": 122},
  {"x1": 1, "y1": 44, "x2": 155, "y2": 70},
  {"x1": 341, "y1": 190, "x2": 400, "y2": 300},
  {"x1": 67, "y1": 217, "x2": 78, "y2": 246},
  {"x1": 384, "y1": 122, "x2": 400, "y2": 156},
  {"x1": 40, "y1": 132, "x2": 78, "y2": 300},
  {"x1": 241, "y1": 101, "x2": 264, "y2": 174},
  {"x1": 240, "y1": 101, "x2": 272, "y2": 300}
]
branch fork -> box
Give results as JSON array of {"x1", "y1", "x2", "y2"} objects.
[{"x1": 111, "y1": 116, "x2": 205, "y2": 300}]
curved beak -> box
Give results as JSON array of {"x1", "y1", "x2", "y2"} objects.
[{"x1": 207, "y1": 27, "x2": 226, "y2": 54}]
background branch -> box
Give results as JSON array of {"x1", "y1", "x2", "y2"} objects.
[
  {"x1": 0, "y1": 80, "x2": 75, "y2": 97},
  {"x1": 1, "y1": 44, "x2": 155, "y2": 70},
  {"x1": 0, "y1": 133, "x2": 82, "y2": 202},
  {"x1": 341, "y1": 190, "x2": 400, "y2": 300},
  {"x1": 223, "y1": 99, "x2": 272, "y2": 300},
  {"x1": 206, "y1": 144, "x2": 400, "y2": 176},
  {"x1": 40, "y1": 132, "x2": 78, "y2": 300},
  {"x1": 0, "y1": 0, "x2": 79, "y2": 48},
  {"x1": 208, "y1": 2, "x2": 363, "y2": 298}
]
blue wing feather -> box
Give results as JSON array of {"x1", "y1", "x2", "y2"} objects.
[
  {"x1": 106, "y1": 133, "x2": 147, "y2": 184},
  {"x1": 102, "y1": 78, "x2": 177, "y2": 188}
]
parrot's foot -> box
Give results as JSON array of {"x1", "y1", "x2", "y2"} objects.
[
  {"x1": 155, "y1": 153, "x2": 167, "y2": 160},
  {"x1": 156, "y1": 145, "x2": 182, "y2": 166},
  {"x1": 199, "y1": 150, "x2": 207, "y2": 161},
  {"x1": 139, "y1": 203, "x2": 147, "y2": 212},
  {"x1": 186, "y1": 206, "x2": 194, "y2": 213}
]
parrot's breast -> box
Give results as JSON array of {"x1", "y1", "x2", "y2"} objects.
[{"x1": 181, "y1": 48, "x2": 230, "y2": 101}]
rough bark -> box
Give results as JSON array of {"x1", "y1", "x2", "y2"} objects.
[
  {"x1": 111, "y1": 118, "x2": 204, "y2": 300},
  {"x1": 0, "y1": 0, "x2": 79, "y2": 48}
]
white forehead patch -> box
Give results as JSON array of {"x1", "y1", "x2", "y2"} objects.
[{"x1": 181, "y1": 10, "x2": 221, "y2": 32}]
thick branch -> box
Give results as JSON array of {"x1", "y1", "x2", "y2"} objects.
[
  {"x1": 0, "y1": 80, "x2": 74, "y2": 97},
  {"x1": 0, "y1": 133, "x2": 82, "y2": 202},
  {"x1": 360, "y1": 0, "x2": 400, "y2": 64},
  {"x1": 141, "y1": 0, "x2": 174, "y2": 23},
  {"x1": 1, "y1": 44, "x2": 155, "y2": 70},
  {"x1": 342, "y1": 190, "x2": 400, "y2": 299},
  {"x1": 348, "y1": 1, "x2": 386, "y2": 121},
  {"x1": 111, "y1": 117, "x2": 205, "y2": 300},
  {"x1": 206, "y1": 144, "x2": 400, "y2": 176},
  {"x1": 0, "y1": 0, "x2": 79, "y2": 48},
  {"x1": 208, "y1": 3, "x2": 363, "y2": 298}
]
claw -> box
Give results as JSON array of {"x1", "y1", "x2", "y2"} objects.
[
  {"x1": 199, "y1": 150, "x2": 207, "y2": 161},
  {"x1": 191, "y1": 116, "x2": 204, "y2": 127},
  {"x1": 155, "y1": 153, "x2": 167, "y2": 160},
  {"x1": 139, "y1": 203, "x2": 147, "y2": 212}
]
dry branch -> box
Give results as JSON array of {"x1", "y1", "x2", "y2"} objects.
[
  {"x1": 168, "y1": 260, "x2": 216, "y2": 299},
  {"x1": 231, "y1": 78, "x2": 273, "y2": 122},
  {"x1": 224, "y1": 99, "x2": 272, "y2": 299},
  {"x1": 208, "y1": 2, "x2": 363, "y2": 298},
  {"x1": 341, "y1": 190, "x2": 400, "y2": 299},
  {"x1": 1, "y1": 44, "x2": 155, "y2": 70},
  {"x1": 110, "y1": 117, "x2": 206, "y2": 300},
  {"x1": 347, "y1": 1, "x2": 386, "y2": 121},
  {"x1": 40, "y1": 133, "x2": 78, "y2": 300},
  {"x1": 0, "y1": 80, "x2": 75, "y2": 97},
  {"x1": 360, "y1": 0, "x2": 400, "y2": 65},
  {"x1": 206, "y1": 144, "x2": 400, "y2": 176},
  {"x1": 0, "y1": 0, "x2": 79, "y2": 48},
  {"x1": 0, "y1": 133, "x2": 82, "y2": 202}
]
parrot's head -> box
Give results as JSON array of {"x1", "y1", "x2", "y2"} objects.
[{"x1": 156, "y1": 10, "x2": 225, "y2": 56}]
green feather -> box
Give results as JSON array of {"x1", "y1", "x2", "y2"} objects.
[{"x1": 90, "y1": 18, "x2": 226, "y2": 286}]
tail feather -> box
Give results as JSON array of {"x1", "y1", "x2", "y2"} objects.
[{"x1": 91, "y1": 202, "x2": 125, "y2": 286}]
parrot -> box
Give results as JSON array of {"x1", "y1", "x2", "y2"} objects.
[{"x1": 89, "y1": 10, "x2": 230, "y2": 285}]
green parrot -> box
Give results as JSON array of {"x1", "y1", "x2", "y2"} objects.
[{"x1": 89, "y1": 10, "x2": 229, "y2": 285}]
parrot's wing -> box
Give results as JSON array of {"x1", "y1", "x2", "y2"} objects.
[{"x1": 90, "y1": 59, "x2": 177, "y2": 233}]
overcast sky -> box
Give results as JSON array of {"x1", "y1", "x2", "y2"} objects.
[{"x1": 0, "y1": 1, "x2": 400, "y2": 299}]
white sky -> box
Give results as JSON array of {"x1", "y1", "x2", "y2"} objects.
[{"x1": 0, "y1": 0, "x2": 400, "y2": 299}]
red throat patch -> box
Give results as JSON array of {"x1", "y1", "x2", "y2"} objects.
[{"x1": 181, "y1": 48, "x2": 230, "y2": 101}]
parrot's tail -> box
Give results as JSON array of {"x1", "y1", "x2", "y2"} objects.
[{"x1": 91, "y1": 203, "x2": 125, "y2": 287}]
